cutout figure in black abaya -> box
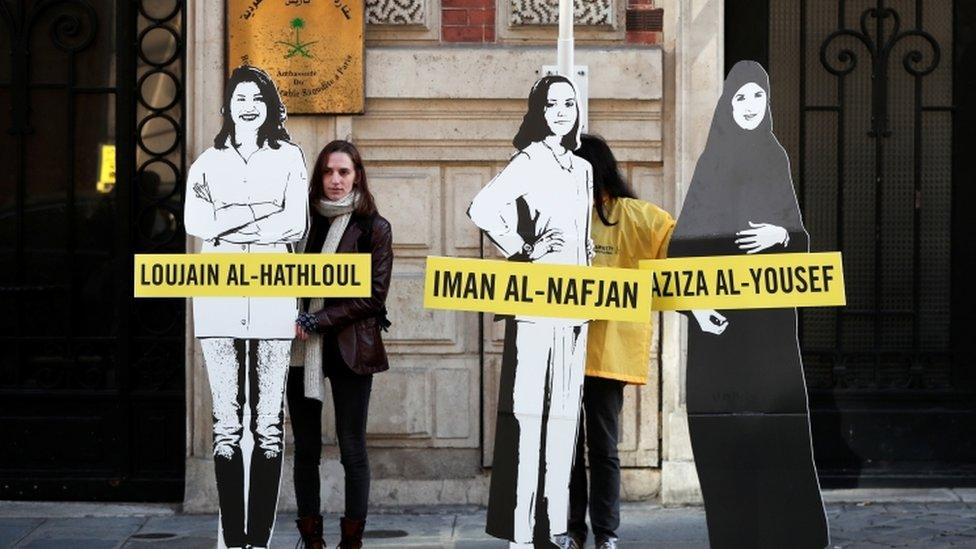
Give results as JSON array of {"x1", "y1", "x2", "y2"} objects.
[{"x1": 669, "y1": 61, "x2": 829, "y2": 548}]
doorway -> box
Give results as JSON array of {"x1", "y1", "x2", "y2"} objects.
[
  {"x1": 726, "y1": 0, "x2": 976, "y2": 485},
  {"x1": 0, "y1": 0, "x2": 187, "y2": 501}
]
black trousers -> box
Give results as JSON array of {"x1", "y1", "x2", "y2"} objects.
[
  {"x1": 568, "y1": 376, "x2": 626, "y2": 543},
  {"x1": 287, "y1": 336, "x2": 373, "y2": 520}
]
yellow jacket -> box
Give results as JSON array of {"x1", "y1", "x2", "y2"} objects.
[{"x1": 586, "y1": 198, "x2": 675, "y2": 384}]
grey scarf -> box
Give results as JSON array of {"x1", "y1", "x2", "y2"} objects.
[{"x1": 294, "y1": 190, "x2": 359, "y2": 401}]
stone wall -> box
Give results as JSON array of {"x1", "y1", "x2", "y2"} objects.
[{"x1": 658, "y1": 0, "x2": 724, "y2": 505}]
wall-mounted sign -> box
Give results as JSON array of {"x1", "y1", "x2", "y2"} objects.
[{"x1": 227, "y1": 0, "x2": 365, "y2": 114}]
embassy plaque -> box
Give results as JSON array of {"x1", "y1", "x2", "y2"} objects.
[{"x1": 227, "y1": 0, "x2": 364, "y2": 114}]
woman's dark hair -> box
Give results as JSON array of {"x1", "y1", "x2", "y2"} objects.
[
  {"x1": 512, "y1": 75, "x2": 581, "y2": 151},
  {"x1": 214, "y1": 65, "x2": 290, "y2": 150},
  {"x1": 309, "y1": 140, "x2": 377, "y2": 217},
  {"x1": 575, "y1": 134, "x2": 637, "y2": 226}
]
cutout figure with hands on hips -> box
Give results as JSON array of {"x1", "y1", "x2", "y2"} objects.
[{"x1": 468, "y1": 74, "x2": 594, "y2": 548}]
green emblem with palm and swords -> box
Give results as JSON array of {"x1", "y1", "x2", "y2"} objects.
[{"x1": 277, "y1": 18, "x2": 317, "y2": 59}]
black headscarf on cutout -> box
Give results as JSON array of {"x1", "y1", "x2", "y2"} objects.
[{"x1": 669, "y1": 61, "x2": 808, "y2": 258}]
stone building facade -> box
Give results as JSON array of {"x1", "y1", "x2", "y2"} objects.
[{"x1": 183, "y1": 0, "x2": 722, "y2": 511}]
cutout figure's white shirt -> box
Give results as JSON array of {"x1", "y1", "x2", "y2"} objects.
[
  {"x1": 469, "y1": 141, "x2": 593, "y2": 326},
  {"x1": 470, "y1": 141, "x2": 593, "y2": 266},
  {"x1": 184, "y1": 140, "x2": 308, "y2": 338}
]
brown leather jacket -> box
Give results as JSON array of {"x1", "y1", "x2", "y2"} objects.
[{"x1": 304, "y1": 211, "x2": 393, "y2": 375}]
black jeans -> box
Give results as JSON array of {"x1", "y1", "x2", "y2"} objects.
[
  {"x1": 568, "y1": 376, "x2": 625, "y2": 543},
  {"x1": 287, "y1": 336, "x2": 373, "y2": 520}
]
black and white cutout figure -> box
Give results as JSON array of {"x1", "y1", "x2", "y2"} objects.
[
  {"x1": 184, "y1": 65, "x2": 309, "y2": 549},
  {"x1": 668, "y1": 61, "x2": 829, "y2": 548},
  {"x1": 469, "y1": 75, "x2": 594, "y2": 547}
]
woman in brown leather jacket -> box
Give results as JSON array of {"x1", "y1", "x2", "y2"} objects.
[{"x1": 288, "y1": 140, "x2": 393, "y2": 549}]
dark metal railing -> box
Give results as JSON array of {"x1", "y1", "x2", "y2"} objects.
[
  {"x1": 799, "y1": 0, "x2": 953, "y2": 392},
  {"x1": 0, "y1": 0, "x2": 186, "y2": 501}
]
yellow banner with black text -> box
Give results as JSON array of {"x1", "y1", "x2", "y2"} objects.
[
  {"x1": 423, "y1": 256, "x2": 652, "y2": 323},
  {"x1": 640, "y1": 252, "x2": 845, "y2": 310},
  {"x1": 423, "y1": 253, "x2": 844, "y2": 321},
  {"x1": 134, "y1": 253, "x2": 372, "y2": 297}
]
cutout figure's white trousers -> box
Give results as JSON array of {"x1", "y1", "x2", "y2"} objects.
[
  {"x1": 509, "y1": 321, "x2": 588, "y2": 543},
  {"x1": 201, "y1": 338, "x2": 291, "y2": 549}
]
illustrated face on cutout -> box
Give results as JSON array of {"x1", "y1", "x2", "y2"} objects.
[
  {"x1": 229, "y1": 81, "x2": 268, "y2": 132},
  {"x1": 731, "y1": 82, "x2": 767, "y2": 130},
  {"x1": 322, "y1": 151, "x2": 357, "y2": 201},
  {"x1": 544, "y1": 82, "x2": 578, "y2": 138}
]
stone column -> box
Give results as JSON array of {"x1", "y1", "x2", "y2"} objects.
[
  {"x1": 658, "y1": 0, "x2": 724, "y2": 505},
  {"x1": 182, "y1": 0, "x2": 224, "y2": 512}
]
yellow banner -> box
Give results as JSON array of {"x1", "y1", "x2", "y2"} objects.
[
  {"x1": 424, "y1": 256, "x2": 652, "y2": 323},
  {"x1": 640, "y1": 252, "x2": 845, "y2": 310},
  {"x1": 135, "y1": 253, "x2": 371, "y2": 297}
]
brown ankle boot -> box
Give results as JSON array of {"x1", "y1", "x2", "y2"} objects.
[
  {"x1": 295, "y1": 514, "x2": 325, "y2": 549},
  {"x1": 337, "y1": 516, "x2": 365, "y2": 549}
]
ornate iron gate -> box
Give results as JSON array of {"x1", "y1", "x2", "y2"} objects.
[
  {"x1": 0, "y1": 0, "x2": 186, "y2": 501},
  {"x1": 728, "y1": 0, "x2": 976, "y2": 484}
]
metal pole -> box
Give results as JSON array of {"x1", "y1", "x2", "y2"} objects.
[{"x1": 557, "y1": 0, "x2": 574, "y2": 82}]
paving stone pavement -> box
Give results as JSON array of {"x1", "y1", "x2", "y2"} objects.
[{"x1": 2, "y1": 490, "x2": 976, "y2": 548}]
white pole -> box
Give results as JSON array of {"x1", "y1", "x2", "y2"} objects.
[{"x1": 557, "y1": 0, "x2": 574, "y2": 82}]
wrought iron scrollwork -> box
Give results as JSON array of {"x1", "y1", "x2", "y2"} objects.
[
  {"x1": 0, "y1": 0, "x2": 98, "y2": 50},
  {"x1": 819, "y1": 0, "x2": 940, "y2": 137},
  {"x1": 807, "y1": 0, "x2": 951, "y2": 391},
  {"x1": 134, "y1": 1, "x2": 184, "y2": 254},
  {"x1": 132, "y1": 0, "x2": 186, "y2": 391},
  {"x1": 44, "y1": 0, "x2": 98, "y2": 52},
  {"x1": 2, "y1": 0, "x2": 98, "y2": 134}
]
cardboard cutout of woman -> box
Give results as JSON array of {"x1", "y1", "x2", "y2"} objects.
[
  {"x1": 668, "y1": 61, "x2": 829, "y2": 548},
  {"x1": 468, "y1": 75, "x2": 594, "y2": 547},
  {"x1": 184, "y1": 65, "x2": 308, "y2": 549}
]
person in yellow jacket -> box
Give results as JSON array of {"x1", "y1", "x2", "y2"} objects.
[{"x1": 560, "y1": 134, "x2": 675, "y2": 549}]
